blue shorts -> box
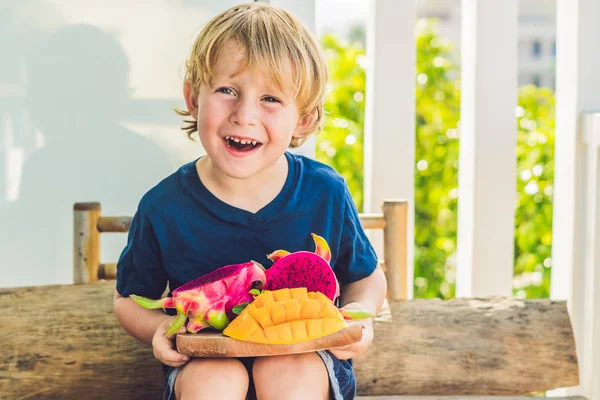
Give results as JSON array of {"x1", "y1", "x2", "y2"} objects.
[{"x1": 162, "y1": 351, "x2": 356, "y2": 400}]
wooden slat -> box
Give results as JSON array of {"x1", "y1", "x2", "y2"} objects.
[
  {"x1": 98, "y1": 263, "x2": 117, "y2": 280},
  {"x1": 360, "y1": 213, "x2": 386, "y2": 230},
  {"x1": 1, "y1": 281, "x2": 579, "y2": 399},
  {"x1": 97, "y1": 216, "x2": 132, "y2": 233},
  {"x1": 73, "y1": 204, "x2": 101, "y2": 284},
  {"x1": 90, "y1": 211, "x2": 384, "y2": 233},
  {"x1": 78, "y1": 204, "x2": 399, "y2": 285},
  {"x1": 382, "y1": 200, "x2": 408, "y2": 300}
]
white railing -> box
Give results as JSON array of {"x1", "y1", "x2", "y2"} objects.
[
  {"x1": 550, "y1": 0, "x2": 600, "y2": 397},
  {"x1": 549, "y1": 112, "x2": 600, "y2": 399},
  {"x1": 578, "y1": 113, "x2": 600, "y2": 399},
  {"x1": 456, "y1": 0, "x2": 518, "y2": 297},
  {"x1": 363, "y1": 0, "x2": 416, "y2": 298}
]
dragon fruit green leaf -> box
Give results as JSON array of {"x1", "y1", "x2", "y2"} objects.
[{"x1": 232, "y1": 302, "x2": 250, "y2": 315}]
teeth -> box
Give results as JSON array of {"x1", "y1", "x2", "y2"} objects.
[{"x1": 225, "y1": 136, "x2": 260, "y2": 146}]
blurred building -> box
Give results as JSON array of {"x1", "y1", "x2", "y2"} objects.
[
  {"x1": 318, "y1": 0, "x2": 557, "y2": 90},
  {"x1": 417, "y1": 0, "x2": 556, "y2": 90}
]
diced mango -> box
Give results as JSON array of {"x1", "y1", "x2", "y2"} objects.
[
  {"x1": 269, "y1": 302, "x2": 286, "y2": 325},
  {"x1": 307, "y1": 291, "x2": 321, "y2": 300},
  {"x1": 282, "y1": 299, "x2": 301, "y2": 321},
  {"x1": 306, "y1": 318, "x2": 324, "y2": 338},
  {"x1": 324, "y1": 317, "x2": 346, "y2": 333},
  {"x1": 319, "y1": 302, "x2": 337, "y2": 318},
  {"x1": 248, "y1": 328, "x2": 268, "y2": 343},
  {"x1": 264, "y1": 325, "x2": 279, "y2": 342},
  {"x1": 249, "y1": 306, "x2": 272, "y2": 329},
  {"x1": 224, "y1": 315, "x2": 260, "y2": 340},
  {"x1": 277, "y1": 323, "x2": 294, "y2": 343},
  {"x1": 254, "y1": 290, "x2": 274, "y2": 307},
  {"x1": 223, "y1": 288, "x2": 348, "y2": 344},
  {"x1": 290, "y1": 320, "x2": 308, "y2": 342},
  {"x1": 273, "y1": 288, "x2": 291, "y2": 301},
  {"x1": 300, "y1": 299, "x2": 321, "y2": 319},
  {"x1": 290, "y1": 287, "x2": 308, "y2": 300}
]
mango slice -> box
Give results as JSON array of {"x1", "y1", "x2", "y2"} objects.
[{"x1": 223, "y1": 288, "x2": 348, "y2": 344}]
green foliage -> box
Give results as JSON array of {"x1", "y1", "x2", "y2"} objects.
[
  {"x1": 318, "y1": 20, "x2": 555, "y2": 300},
  {"x1": 513, "y1": 86, "x2": 555, "y2": 299},
  {"x1": 317, "y1": 34, "x2": 367, "y2": 210},
  {"x1": 413, "y1": 21, "x2": 461, "y2": 299}
]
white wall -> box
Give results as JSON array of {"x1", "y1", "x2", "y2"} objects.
[{"x1": 0, "y1": 0, "x2": 245, "y2": 288}]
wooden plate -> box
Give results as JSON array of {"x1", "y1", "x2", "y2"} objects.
[{"x1": 176, "y1": 324, "x2": 363, "y2": 358}]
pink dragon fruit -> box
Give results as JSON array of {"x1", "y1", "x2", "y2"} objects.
[
  {"x1": 130, "y1": 261, "x2": 266, "y2": 336},
  {"x1": 263, "y1": 233, "x2": 340, "y2": 301}
]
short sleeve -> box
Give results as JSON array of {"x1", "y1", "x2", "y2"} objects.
[
  {"x1": 116, "y1": 202, "x2": 168, "y2": 298},
  {"x1": 334, "y1": 184, "x2": 379, "y2": 284}
]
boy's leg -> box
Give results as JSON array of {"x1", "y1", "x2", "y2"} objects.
[
  {"x1": 252, "y1": 353, "x2": 329, "y2": 400},
  {"x1": 174, "y1": 358, "x2": 249, "y2": 400}
]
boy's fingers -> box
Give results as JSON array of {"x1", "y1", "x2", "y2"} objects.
[
  {"x1": 163, "y1": 359, "x2": 188, "y2": 368},
  {"x1": 329, "y1": 348, "x2": 351, "y2": 360},
  {"x1": 155, "y1": 335, "x2": 189, "y2": 363},
  {"x1": 159, "y1": 347, "x2": 189, "y2": 364}
]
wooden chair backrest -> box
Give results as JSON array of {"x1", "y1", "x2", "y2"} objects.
[{"x1": 73, "y1": 200, "x2": 409, "y2": 299}]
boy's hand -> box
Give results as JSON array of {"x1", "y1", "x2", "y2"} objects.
[
  {"x1": 329, "y1": 302, "x2": 374, "y2": 360},
  {"x1": 152, "y1": 317, "x2": 190, "y2": 367}
]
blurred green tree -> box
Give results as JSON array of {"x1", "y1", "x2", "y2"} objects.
[
  {"x1": 317, "y1": 20, "x2": 555, "y2": 299},
  {"x1": 317, "y1": 33, "x2": 367, "y2": 209}
]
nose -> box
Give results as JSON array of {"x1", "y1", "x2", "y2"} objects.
[{"x1": 230, "y1": 97, "x2": 258, "y2": 126}]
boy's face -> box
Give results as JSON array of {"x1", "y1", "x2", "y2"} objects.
[{"x1": 184, "y1": 42, "x2": 310, "y2": 180}]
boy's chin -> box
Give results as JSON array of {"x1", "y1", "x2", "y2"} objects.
[
  {"x1": 217, "y1": 161, "x2": 267, "y2": 180},
  {"x1": 224, "y1": 169, "x2": 261, "y2": 180}
]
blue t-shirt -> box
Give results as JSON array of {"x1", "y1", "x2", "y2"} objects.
[{"x1": 116, "y1": 152, "x2": 378, "y2": 303}]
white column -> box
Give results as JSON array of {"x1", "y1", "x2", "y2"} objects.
[
  {"x1": 265, "y1": 0, "x2": 317, "y2": 159},
  {"x1": 363, "y1": 0, "x2": 415, "y2": 298},
  {"x1": 551, "y1": 0, "x2": 600, "y2": 397},
  {"x1": 569, "y1": 113, "x2": 600, "y2": 399},
  {"x1": 456, "y1": 0, "x2": 518, "y2": 297}
]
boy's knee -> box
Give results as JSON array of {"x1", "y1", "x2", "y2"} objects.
[
  {"x1": 183, "y1": 357, "x2": 248, "y2": 376},
  {"x1": 253, "y1": 352, "x2": 324, "y2": 378},
  {"x1": 253, "y1": 353, "x2": 329, "y2": 398},
  {"x1": 175, "y1": 358, "x2": 248, "y2": 398}
]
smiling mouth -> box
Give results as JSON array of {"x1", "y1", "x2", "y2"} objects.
[{"x1": 224, "y1": 136, "x2": 263, "y2": 152}]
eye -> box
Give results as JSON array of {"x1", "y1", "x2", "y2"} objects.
[
  {"x1": 217, "y1": 87, "x2": 234, "y2": 95},
  {"x1": 262, "y1": 96, "x2": 280, "y2": 103}
]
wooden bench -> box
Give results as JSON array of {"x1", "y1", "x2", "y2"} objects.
[{"x1": 1, "y1": 200, "x2": 584, "y2": 399}]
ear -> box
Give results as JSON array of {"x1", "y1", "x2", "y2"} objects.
[
  {"x1": 183, "y1": 79, "x2": 199, "y2": 119},
  {"x1": 293, "y1": 108, "x2": 318, "y2": 139}
]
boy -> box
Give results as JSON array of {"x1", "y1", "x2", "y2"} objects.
[{"x1": 114, "y1": 3, "x2": 387, "y2": 399}]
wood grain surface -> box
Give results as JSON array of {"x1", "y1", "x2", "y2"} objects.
[
  {"x1": 176, "y1": 324, "x2": 364, "y2": 357},
  {"x1": 1, "y1": 281, "x2": 580, "y2": 399}
]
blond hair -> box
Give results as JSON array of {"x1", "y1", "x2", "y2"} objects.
[{"x1": 176, "y1": 2, "x2": 328, "y2": 147}]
